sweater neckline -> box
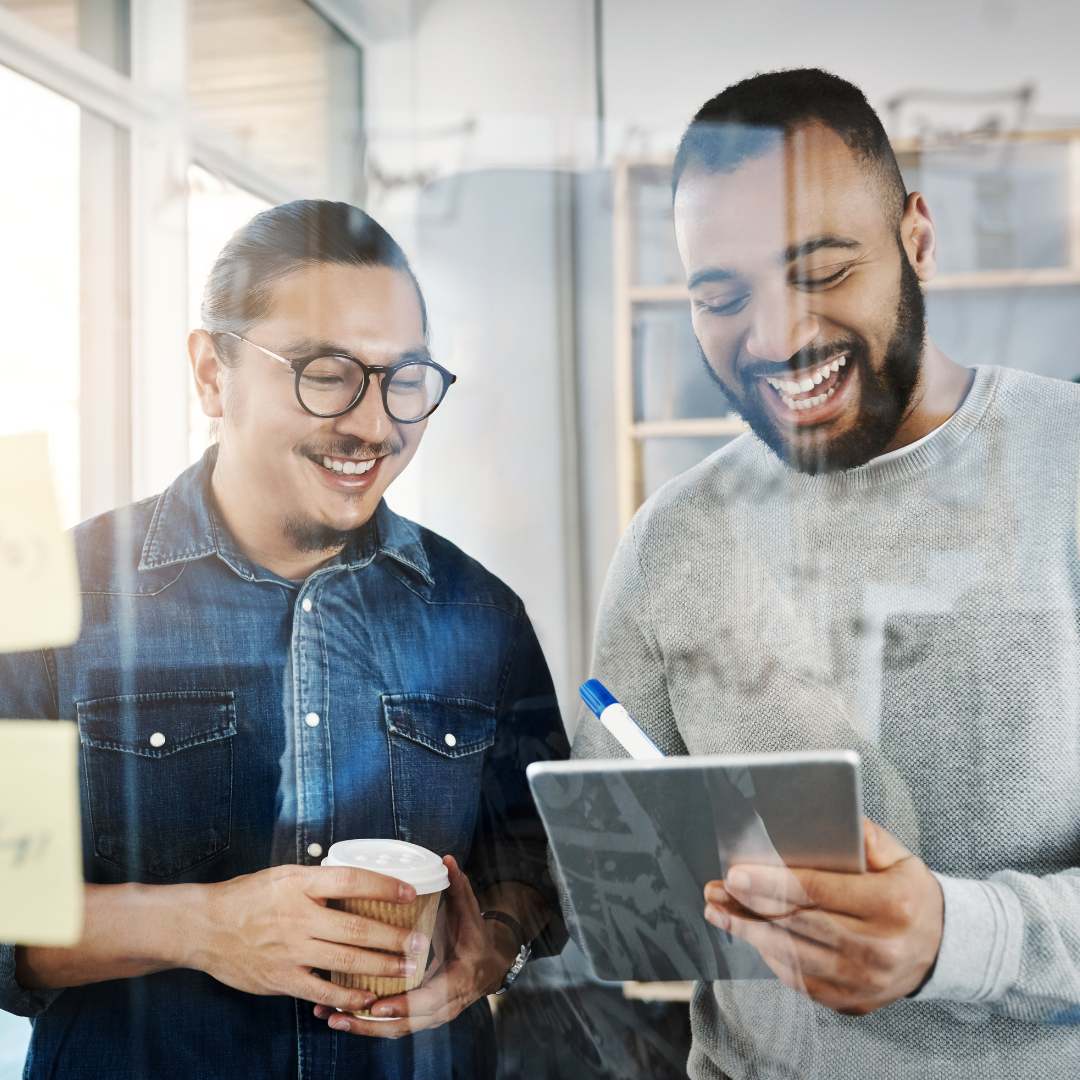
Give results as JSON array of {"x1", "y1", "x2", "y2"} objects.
[{"x1": 758, "y1": 365, "x2": 999, "y2": 495}]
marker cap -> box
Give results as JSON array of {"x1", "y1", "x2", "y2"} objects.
[{"x1": 580, "y1": 679, "x2": 617, "y2": 717}]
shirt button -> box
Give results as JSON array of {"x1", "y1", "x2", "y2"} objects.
[
  {"x1": 307, "y1": 842, "x2": 323, "y2": 858},
  {"x1": 149, "y1": 732, "x2": 166, "y2": 748},
  {"x1": 304, "y1": 712, "x2": 321, "y2": 728},
  {"x1": 301, "y1": 598, "x2": 313, "y2": 613},
  {"x1": 443, "y1": 732, "x2": 457, "y2": 748}
]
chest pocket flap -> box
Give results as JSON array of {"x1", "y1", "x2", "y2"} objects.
[
  {"x1": 77, "y1": 690, "x2": 236, "y2": 879},
  {"x1": 383, "y1": 693, "x2": 496, "y2": 758},
  {"x1": 78, "y1": 691, "x2": 237, "y2": 757},
  {"x1": 382, "y1": 693, "x2": 496, "y2": 858}
]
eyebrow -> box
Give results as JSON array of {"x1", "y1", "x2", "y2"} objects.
[
  {"x1": 280, "y1": 338, "x2": 432, "y2": 364},
  {"x1": 686, "y1": 235, "x2": 863, "y2": 292}
]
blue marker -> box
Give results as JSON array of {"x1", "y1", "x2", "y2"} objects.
[{"x1": 579, "y1": 679, "x2": 664, "y2": 760}]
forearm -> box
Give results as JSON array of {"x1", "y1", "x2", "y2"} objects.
[
  {"x1": 15, "y1": 881, "x2": 208, "y2": 991},
  {"x1": 476, "y1": 880, "x2": 551, "y2": 946}
]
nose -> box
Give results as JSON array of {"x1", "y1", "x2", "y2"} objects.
[
  {"x1": 332, "y1": 374, "x2": 395, "y2": 444},
  {"x1": 744, "y1": 287, "x2": 820, "y2": 364}
]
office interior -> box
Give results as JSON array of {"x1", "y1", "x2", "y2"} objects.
[{"x1": 2, "y1": 0, "x2": 1079, "y2": 1075}]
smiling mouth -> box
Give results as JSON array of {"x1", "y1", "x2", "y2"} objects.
[
  {"x1": 312, "y1": 453, "x2": 380, "y2": 476},
  {"x1": 758, "y1": 351, "x2": 850, "y2": 412}
]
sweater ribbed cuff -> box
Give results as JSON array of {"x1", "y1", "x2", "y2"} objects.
[{"x1": 913, "y1": 873, "x2": 1024, "y2": 1004}]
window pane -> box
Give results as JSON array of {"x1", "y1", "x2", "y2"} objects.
[
  {"x1": 0, "y1": 63, "x2": 80, "y2": 526},
  {"x1": 1, "y1": 0, "x2": 129, "y2": 73},
  {"x1": 188, "y1": 0, "x2": 362, "y2": 197},
  {"x1": 634, "y1": 302, "x2": 733, "y2": 422},
  {"x1": 187, "y1": 164, "x2": 271, "y2": 465}
]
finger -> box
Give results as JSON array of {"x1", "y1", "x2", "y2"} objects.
[
  {"x1": 726, "y1": 863, "x2": 875, "y2": 919},
  {"x1": 295, "y1": 972, "x2": 378, "y2": 1015},
  {"x1": 305, "y1": 941, "x2": 420, "y2": 981},
  {"x1": 863, "y1": 817, "x2": 912, "y2": 872},
  {"x1": 724, "y1": 864, "x2": 814, "y2": 917},
  {"x1": 304, "y1": 866, "x2": 416, "y2": 904},
  {"x1": 442, "y1": 855, "x2": 482, "y2": 921},
  {"x1": 312, "y1": 906, "x2": 429, "y2": 957},
  {"x1": 706, "y1": 904, "x2": 840, "y2": 981},
  {"x1": 370, "y1": 969, "x2": 458, "y2": 1022},
  {"x1": 327, "y1": 1012, "x2": 415, "y2": 1038}
]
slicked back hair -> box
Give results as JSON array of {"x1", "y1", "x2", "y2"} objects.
[
  {"x1": 201, "y1": 199, "x2": 428, "y2": 359},
  {"x1": 673, "y1": 68, "x2": 907, "y2": 224}
]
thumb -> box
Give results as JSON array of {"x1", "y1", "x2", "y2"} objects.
[{"x1": 863, "y1": 817, "x2": 911, "y2": 872}]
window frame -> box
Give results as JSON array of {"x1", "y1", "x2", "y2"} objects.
[{"x1": 0, "y1": 0, "x2": 362, "y2": 515}]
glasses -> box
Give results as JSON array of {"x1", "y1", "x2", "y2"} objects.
[{"x1": 211, "y1": 331, "x2": 457, "y2": 423}]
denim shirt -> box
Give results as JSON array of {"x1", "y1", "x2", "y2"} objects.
[{"x1": 0, "y1": 449, "x2": 568, "y2": 1080}]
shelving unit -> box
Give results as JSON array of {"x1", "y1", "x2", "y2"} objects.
[{"x1": 613, "y1": 128, "x2": 1080, "y2": 529}]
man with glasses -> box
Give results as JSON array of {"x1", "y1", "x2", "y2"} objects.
[{"x1": 0, "y1": 200, "x2": 567, "y2": 1079}]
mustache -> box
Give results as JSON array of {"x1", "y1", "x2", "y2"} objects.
[
  {"x1": 301, "y1": 436, "x2": 402, "y2": 460},
  {"x1": 740, "y1": 340, "x2": 862, "y2": 381}
]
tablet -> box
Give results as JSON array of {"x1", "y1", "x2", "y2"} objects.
[{"x1": 527, "y1": 751, "x2": 865, "y2": 983}]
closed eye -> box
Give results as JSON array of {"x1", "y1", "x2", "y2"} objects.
[
  {"x1": 791, "y1": 265, "x2": 853, "y2": 291},
  {"x1": 696, "y1": 294, "x2": 750, "y2": 317}
]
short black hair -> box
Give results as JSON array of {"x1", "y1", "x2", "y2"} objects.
[
  {"x1": 201, "y1": 199, "x2": 428, "y2": 343},
  {"x1": 672, "y1": 68, "x2": 906, "y2": 222}
]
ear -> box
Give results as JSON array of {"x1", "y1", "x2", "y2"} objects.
[
  {"x1": 899, "y1": 191, "x2": 937, "y2": 283},
  {"x1": 189, "y1": 330, "x2": 225, "y2": 419}
]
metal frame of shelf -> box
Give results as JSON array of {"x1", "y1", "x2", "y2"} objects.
[{"x1": 613, "y1": 129, "x2": 1080, "y2": 530}]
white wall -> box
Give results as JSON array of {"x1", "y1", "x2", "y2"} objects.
[{"x1": 602, "y1": 0, "x2": 1080, "y2": 155}]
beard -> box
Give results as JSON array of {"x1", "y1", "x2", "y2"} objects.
[
  {"x1": 701, "y1": 242, "x2": 926, "y2": 474},
  {"x1": 282, "y1": 517, "x2": 357, "y2": 554},
  {"x1": 282, "y1": 434, "x2": 402, "y2": 554}
]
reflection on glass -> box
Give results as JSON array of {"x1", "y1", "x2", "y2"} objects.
[
  {"x1": 642, "y1": 436, "x2": 730, "y2": 500},
  {"x1": 899, "y1": 140, "x2": 1069, "y2": 274},
  {"x1": 0, "y1": 64, "x2": 79, "y2": 526},
  {"x1": 187, "y1": 165, "x2": 271, "y2": 464},
  {"x1": 188, "y1": 0, "x2": 362, "y2": 196},
  {"x1": 927, "y1": 287, "x2": 1080, "y2": 380},
  {"x1": 630, "y1": 164, "x2": 683, "y2": 286},
  {"x1": 633, "y1": 303, "x2": 732, "y2": 422},
  {"x1": 1, "y1": 0, "x2": 129, "y2": 72}
]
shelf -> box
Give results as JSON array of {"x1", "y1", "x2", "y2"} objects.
[
  {"x1": 632, "y1": 418, "x2": 747, "y2": 439},
  {"x1": 629, "y1": 283, "x2": 687, "y2": 303},
  {"x1": 629, "y1": 267, "x2": 1080, "y2": 303},
  {"x1": 622, "y1": 981, "x2": 694, "y2": 1003},
  {"x1": 925, "y1": 267, "x2": 1080, "y2": 290}
]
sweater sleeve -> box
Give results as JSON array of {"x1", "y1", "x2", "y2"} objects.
[
  {"x1": 571, "y1": 517, "x2": 687, "y2": 760},
  {"x1": 915, "y1": 867, "x2": 1080, "y2": 1023}
]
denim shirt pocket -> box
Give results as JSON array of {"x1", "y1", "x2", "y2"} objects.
[
  {"x1": 76, "y1": 690, "x2": 237, "y2": 880},
  {"x1": 382, "y1": 693, "x2": 497, "y2": 861}
]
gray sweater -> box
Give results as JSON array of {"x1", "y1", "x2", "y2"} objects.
[{"x1": 572, "y1": 365, "x2": 1080, "y2": 1079}]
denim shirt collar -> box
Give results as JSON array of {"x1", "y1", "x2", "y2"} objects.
[{"x1": 137, "y1": 447, "x2": 433, "y2": 588}]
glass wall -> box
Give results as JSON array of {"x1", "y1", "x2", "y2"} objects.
[{"x1": 0, "y1": 63, "x2": 79, "y2": 525}]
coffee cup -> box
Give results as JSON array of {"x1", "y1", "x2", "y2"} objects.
[{"x1": 321, "y1": 839, "x2": 450, "y2": 1018}]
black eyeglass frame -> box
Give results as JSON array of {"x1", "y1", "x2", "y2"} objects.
[{"x1": 210, "y1": 330, "x2": 458, "y2": 423}]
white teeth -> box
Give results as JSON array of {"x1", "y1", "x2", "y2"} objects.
[
  {"x1": 812, "y1": 371, "x2": 824, "y2": 385},
  {"x1": 319, "y1": 455, "x2": 378, "y2": 476}
]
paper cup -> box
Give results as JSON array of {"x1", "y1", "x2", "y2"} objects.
[{"x1": 322, "y1": 839, "x2": 449, "y2": 1017}]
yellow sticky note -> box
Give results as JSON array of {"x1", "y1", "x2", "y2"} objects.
[
  {"x1": 0, "y1": 432, "x2": 81, "y2": 651},
  {"x1": 0, "y1": 721, "x2": 83, "y2": 945}
]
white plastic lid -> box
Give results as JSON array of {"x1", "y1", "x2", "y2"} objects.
[{"x1": 321, "y1": 839, "x2": 450, "y2": 895}]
